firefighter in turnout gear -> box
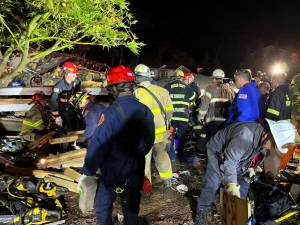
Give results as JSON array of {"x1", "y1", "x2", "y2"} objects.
[
  {"x1": 49, "y1": 62, "x2": 82, "y2": 132},
  {"x1": 134, "y1": 64, "x2": 174, "y2": 186},
  {"x1": 79, "y1": 65, "x2": 155, "y2": 225},
  {"x1": 198, "y1": 69, "x2": 235, "y2": 140},
  {"x1": 164, "y1": 69, "x2": 197, "y2": 164},
  {"x1": 266, "y1": 72, "x2": 292, "y2": 121},
  {"x1": 194, "y1": 119, "x2": 296, "y2": 225},
  {"x1": 20, "y1": 92, "x2": 49, "y2": 142}
]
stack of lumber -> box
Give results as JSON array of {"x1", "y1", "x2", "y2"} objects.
[{"x1": 37, "y1": 148, "x2": 87, "y2": 169}]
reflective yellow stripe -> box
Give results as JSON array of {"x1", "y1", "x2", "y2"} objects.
[
  {"x1": 210, "y1": 98, "x2": 229, "y2": 103},
  {"x1": 164, "y1": 104, "x2": 174, "y2": 111},
  {"x1": 199, "y1": 109, "x2": 207, "y2": 116},
  {"x1": 22, "y1": 119, "x2": 43, "y2": 128},
  {"x1": 267, "y1": 108, "x2": 280, "y2": 116},
  {"x1": 172, "y1": 101, "x2": 189, "y2": 106},
  {"x1": 171, "y1": 117, "x2": 189, "y2": 122},
  {"x1": 155, "y1": 126, "x2": 167, "y2": 134},
  {"x1": 159, "y1": 170, "x2": 173, "y2": 179},
  {"x1": 200, "y1": 133, "x2": 206, "y2": 138},
  {"x1": 189, "y1": 92, "x2": 196, "y2": 101},
  {"x1": 204, "y1": 91, "x2": 212, "y2": 99},
  {"x1": 274, "y1": 211, "x2": 298, "y2": 223},
  {"x1": 205, "y1": 117, "x2": 226, "y2": 123},
  {"x1": 193, "y1": 125, "x2": 203, "y2": 130},
  {"x1": 174, "y1": 108, "x2": 186, "y2": 113}
]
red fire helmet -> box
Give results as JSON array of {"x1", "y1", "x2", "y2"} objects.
[
  {"x1": 107, "y1": 65, "x2": 135, "y2": 85},
  {"x1": 63, "y1": 62, "x2": 78, "y2": 74}
]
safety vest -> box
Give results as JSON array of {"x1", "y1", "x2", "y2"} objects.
[{"x1": 135, "y1": 81, "x2": 173, "y2": 143}]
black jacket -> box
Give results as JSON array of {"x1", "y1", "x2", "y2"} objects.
[
  {"x1": 50, "y1": 77, "x2": 81, "y2": 112},
  {"x1": 266, "y1": 84, "x2": 292, "y2": 121},
  {"x1": 208, "y1": 122, "x2": 264, "y2": 184}
]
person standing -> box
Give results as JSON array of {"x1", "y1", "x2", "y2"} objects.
[
  {"x1": 134, "y1": 64, "x2": 173, "y2": 186},
  {"x1": 79, "y1": 65, "x2": 155, "y2": 225}
]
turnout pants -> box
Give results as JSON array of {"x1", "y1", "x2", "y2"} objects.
[
  {"x1": 145, "y1": 141, "x2": 173, "y2": 183},
  {"x1": 94, "y1": 182, "x2": 141, "y2": 225},
  {"x1": 169, "y1": 120, "x2": 197, "y2": 164}
]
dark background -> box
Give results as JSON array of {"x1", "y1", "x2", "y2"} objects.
[{"x1": 84, "y1": 0, "x2": 300, "y2": 76}]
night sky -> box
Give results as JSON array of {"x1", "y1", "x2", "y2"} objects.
[{"x1": 126, "y1": 0, "x2": 300, "y2": 75}]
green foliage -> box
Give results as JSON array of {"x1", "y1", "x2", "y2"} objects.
[{"x1": 0, "y1": 0, "x2": 143, "y2": 54}]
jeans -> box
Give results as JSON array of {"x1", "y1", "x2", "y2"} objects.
[
  {"x1": 94, "y1": 182, "x2": 141, "y2": 225},
  {"x1": 197, "y1": 148, "x2": 250, "y2": 211}
]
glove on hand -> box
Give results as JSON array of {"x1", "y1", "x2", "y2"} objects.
[
  {"x1": 247, "y1": 168, "x2": 256, "y2": 178},
  {"x1": 225, "y1": 182, "x2": 240, "y2": 198},
  {"x1": 77, "y1": 175, "x2": 98, "y2": 214}
]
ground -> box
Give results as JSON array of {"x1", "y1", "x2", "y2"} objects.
[{"x1": 64, "y1": 163, "x2": 222, "y2": 225}]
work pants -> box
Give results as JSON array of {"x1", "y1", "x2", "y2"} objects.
[
  {"x1": 94, "y1": 182, "x2": 141, "y2": 225},
  {"x1": 197, "y1": 148, "x2": 250, "y2": 211},
  {"x1": 145, "y1": 141, "x2": 172, "y2": 183},
  {"x1": 169, "y1": 120, "x2": 197, "y2": 164}
]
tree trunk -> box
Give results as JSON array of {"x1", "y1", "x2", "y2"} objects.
[
  {"x1": 0, "y1": 45, "x2": 15, "y2": 77},
  {"x1": 1, "y1": 42, "x2": 30, "y2": 81}
]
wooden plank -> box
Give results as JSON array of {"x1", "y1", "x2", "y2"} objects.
[
  {"x1": 0, "y1": 104, "x2": 33, "y2": 112},
  {"x1": 32, "y1": 170, "x2": 76, "y2": 182},
  {"x1": 0, "y1": 87, "x2": 106, "y2": 96},
  {"x1": 0, "y1": 99, "x2": 32, "y2": 104},
  {"x1": 63, "y1": 168, "x2": 81, "y2": 182},
  {"x1": 49, "y1": 135, "x2": 79, "y2": 144},
  {"x1": 27, "y1": 131, "x2": 55, "y2": 150},
  {"x1": 67, "y1": 130, "x2": 85, "y2": 136},
  {"x1": 44, "y1": 176, "x2": 78, "y2": 193},
  {"x1": 221, "y1": 189, "x2": 252, "y2": 225},
  {"x1": 37, "y1": 149, "x2": 86, "y2": 168}
]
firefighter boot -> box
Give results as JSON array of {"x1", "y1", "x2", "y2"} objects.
[{"x1": 194, "y1": 209, "x2": 208, "y2": 225}]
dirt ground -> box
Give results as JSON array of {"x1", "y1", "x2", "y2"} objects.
[{"x1": 64, "y1": 162, "x2": 222, "y2": 225}]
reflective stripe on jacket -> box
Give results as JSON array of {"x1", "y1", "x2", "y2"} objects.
[
  {"x1": 198, "y1": 83, "x2": 234, "y2": 123},
  {"x1": 164, "y1": 80, "x2": 196, "y2": 123},
  {"x1": 20, "y1": 104, "x2": 46, "y2": 135},
  {"x1": 266, "y1": 84, "x2": 292, "y2": 121},
  {"x1": 135, "y1": 81, "x2": 173, "y2": 143}
]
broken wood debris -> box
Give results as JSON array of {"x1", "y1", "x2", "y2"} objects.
[{"x1": 37, "y1": 148, "x2": 86, "y2": 169}]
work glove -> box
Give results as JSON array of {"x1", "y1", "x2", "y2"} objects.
[
  {"x1": 247, "y1": 168, "x2": 256, "y2": 178},
  {"x1": 225, "y1": 183, "x2": 240, "y2": 198},
  {"x1": 77, "y1": 174, "x2": 98, "y2": 214}
]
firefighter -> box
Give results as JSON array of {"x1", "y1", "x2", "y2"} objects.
[
  {"x1": 227, "y1": 69, "x2": 263, "y2": 125},
  {"x1": 83, "y1": 96, "x2": 109, "y2": 141},
  {"x1": 78, "y1": 65, "x2": 155, "y2": 225},
  {"x1": 49, "y1": 61, "x2": 82, "y2": 132},
  {"x1": 20, "y1": 92, "x2": 49, "y2": 141},
  {"x1": 195, "y1": 119, "x2": 296, "y2": 225},
  {"x1": 198, "y1": 69, "x2": 235, "y2": 140},
  {"x1": 134, "y1": 64, "x2": 173, "y2": 186},
  {"x1": 164, "y1": 69, "x2": 197, "y2": 165},
  {"x1": 265, "y1": 72, "x2": 292, "y2": 121}
]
